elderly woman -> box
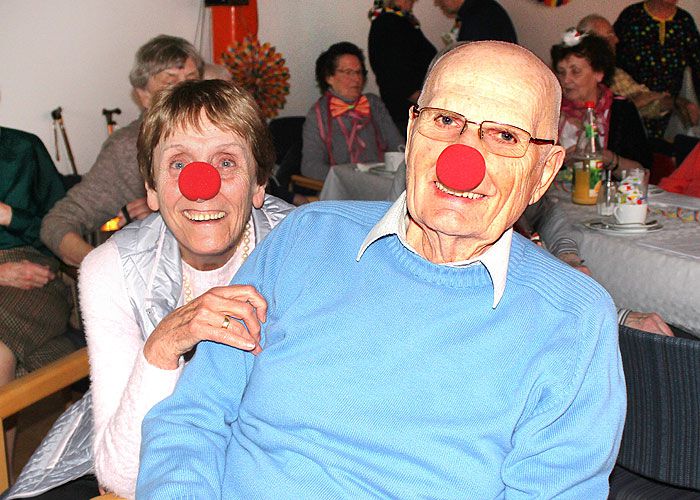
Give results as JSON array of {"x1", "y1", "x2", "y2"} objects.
[
  {"x1": 301, "y1": 41, "x2": 404, "y2": 181},
  {"x1": 551, "y1": 31, "x2": 652, "y2": 175},
  {"x1": 5, "y1": 80, "x2": 293, "y2": 499},
  {"x1": 368, "y1": 0, "x2": 436, "y2": 135}
]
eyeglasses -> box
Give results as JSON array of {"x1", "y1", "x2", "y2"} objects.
[
  {"x1": 335, "y1": 68, "x2": 367, "y2": 78},
  {"x1": 411, "y1": 105, "x2": 556, "y2": 158}
]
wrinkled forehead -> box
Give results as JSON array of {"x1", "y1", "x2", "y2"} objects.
[{"x1": 422, "y1": 45, "x2": 560, "y2": 136}]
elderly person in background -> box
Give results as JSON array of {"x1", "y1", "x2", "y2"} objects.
[
  {"x1": 577, "y1": 14, "x2": 699, "y2": 130},
  {"x1": 551, "y1": 31, "x2": 652, "y2": 175},
  {"x1": 139, "y1": 41, "x2": 624, "y2": 498},
  {"x1": 368, "y1": 0, "x2": 436, "y2": 135},
  {"x1": 301, "y1": 41, "x2": 404, "y2": 181},
  {"x1": 614, "y1": 0, "x2": 700, "y2": 139},
  {"x1": 5, "y1": 80, "x2": 293, "y2": 500},
  {"x1": 40, "y1": 34, "x2": 203, "y2": 267}
]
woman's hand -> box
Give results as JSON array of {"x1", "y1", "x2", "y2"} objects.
[
  {"x1": 143, "y1": 285, "x2": 267, "y2": 369},
  {"x1": 0, "y1": 260, "x2": 55, "y2": 289}
]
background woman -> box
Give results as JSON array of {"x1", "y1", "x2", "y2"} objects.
[
  {"x1": 301, "y1": 41, "x2": 404, "y2": 181},
  {"x1": 368, "y1": 0, "x2": 436, "y2": 135},
  {"x1": 6, "y1": 79, "x2": 293, "y2": 499},
  {"x1": 551, "y1": 31, "x2": 652, "y2": 175}
]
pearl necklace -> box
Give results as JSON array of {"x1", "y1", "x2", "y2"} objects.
[{"x1": 182, "y1": 222, "x2": 251, "y2": 304}]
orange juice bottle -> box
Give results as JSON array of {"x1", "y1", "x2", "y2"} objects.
[{"x1": 572, "y1": 102, "x2": 603, "y2": 205}]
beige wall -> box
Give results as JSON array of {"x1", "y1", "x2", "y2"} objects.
[{"x1": 1, "y1": 0, "x2": 698, "y2": 175}]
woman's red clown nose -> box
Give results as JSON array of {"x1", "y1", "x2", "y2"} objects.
[
  {"x1": 436, "y1": 144, "x2": 486, "y2": 192},
  {"x1": 178, "y1": 162, "x2": 222, "y2": 201}
]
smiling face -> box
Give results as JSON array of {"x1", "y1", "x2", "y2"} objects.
[
  {"x1": 135, "y1": 57, "x2": 200, "y2": 108},
  {"x1": 404, "y1": 42, "x2": 564, "y2": 262},
  {"x1": 325, "y1": 54, "x2": 365, "y2": 101},
  {"x1": 555, "y1": 54, "x2": 603, "y2": 105},
  {"x1": 146, "y1": 111, "x2": 265, "y2": 270}
]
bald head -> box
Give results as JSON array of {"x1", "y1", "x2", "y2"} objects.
[
  {"x1": 419, "y1": 41, "x2": 562, "y2": 140},
  {"x1": 577, "y1": 14, "x2": 619, "y2": 53}
]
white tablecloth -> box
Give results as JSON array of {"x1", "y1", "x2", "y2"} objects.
[
  {"x1": 319, "y1": 164, "x2": 396, "y2": 201},
  {"x1": 546, "y1": 189, "x2": 700, "y2": 336}
]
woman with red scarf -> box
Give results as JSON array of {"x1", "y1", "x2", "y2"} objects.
[
  {"x1": 301, "y1": 42, "x2": 404, "y2": 181},
  {"x1": 551, "y1": 30, "x2": 652, "y2": 176}
]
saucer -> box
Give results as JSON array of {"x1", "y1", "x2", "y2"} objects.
[{"x1": 583, "y1": 219, "x2": 663, "y2": 234}]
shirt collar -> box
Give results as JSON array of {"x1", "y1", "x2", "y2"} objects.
[{"x1": 356, "y1": 191, "x2": 512, "y2": 308}]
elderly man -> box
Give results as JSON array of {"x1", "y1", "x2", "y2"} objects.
[
  {"x1": 138, "y1": 42, "x2": 625, "y2": 498},
  {"x1": 434, "y1": 0, "x2": 517, "y2": 44},
  {"x1": 40, "y1": 34, "x2": 203, "y2": 266}
]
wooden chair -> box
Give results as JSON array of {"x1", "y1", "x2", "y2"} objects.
[
  {"x1": 609, "y1": 325, "x2": 700, "y2": 498},
  {"x1": 0, "y1": 348, "x2": 89, "y2": 491},
  {"x1": 290, "y1": 174, "x2": 324, "y2": 202}
]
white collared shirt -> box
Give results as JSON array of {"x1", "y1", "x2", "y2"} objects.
[{"x1": 356, "y1": 192, "x2": 513, "y2": 308}]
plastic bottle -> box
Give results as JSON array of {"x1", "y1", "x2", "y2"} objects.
[{"x1": 572, "y1": 101, "x2": 604, "y2": 205}]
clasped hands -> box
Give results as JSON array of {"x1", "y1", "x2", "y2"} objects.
[{"x1": 143, "y1": 285, "x2": 266, "y2": 370}]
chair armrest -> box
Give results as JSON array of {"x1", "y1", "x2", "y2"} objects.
[
  {"x1": 290, "y1": 174, "x2": 324, "y2": 192},
  {"x1": 0, "y1": 348, "x2": 89, "y2": 419}
]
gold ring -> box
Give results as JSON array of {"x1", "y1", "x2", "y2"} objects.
[{"x1": 221, "y1": 316, "x2": 231, "y2": 329}]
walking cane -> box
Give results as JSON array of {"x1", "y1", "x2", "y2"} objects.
[
  {"x1": 50, "y1": 107, "x2": 78, "y2": 175},
  {"x1": 102, "y1": 108, "x2": 121, "y2": 135},
  {"x1": 100, "y1": 107, "x2": 123, "y2": 233}
]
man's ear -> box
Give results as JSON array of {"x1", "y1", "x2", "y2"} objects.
[
  {"x1": 146, "y1": 181, "x2": 160, "y2": 211},
  {"x1": 529, "y1": 145, "x2": 565, "y2": 205},
  {"x1": 134, "y1": 87, "x2": 152, "y2": 110}
]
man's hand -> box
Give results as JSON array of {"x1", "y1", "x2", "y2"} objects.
[
  {"x1": 143, "y1": 285, "x2": 267, "y2": 370},
  {"x1": 119, "y1": 197, "x2": 154, "y2": 227},
  {"x1": 558, "y1": 252, "x2": 592, "y2": 276},
  {"x1": 0, "y1": 201, "x2": 12, "y2": 226},
  {"x1": 624, "y1": 311, "x2": 674, "y2": 337},
  {"x1": 0, "y1": 260, "x2": 55, "y2": 289}
]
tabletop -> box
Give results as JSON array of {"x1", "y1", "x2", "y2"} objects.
[
  {"x1": 545, "y1": 188, "x2": 700, "y2": 337},
  {"x1": 319, "y1": 163, "x2": 397, "y2": 202}
]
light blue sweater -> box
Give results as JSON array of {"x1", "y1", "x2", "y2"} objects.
[{"x1": 137, "y1": 201, "x2": 625, "y2": 499}]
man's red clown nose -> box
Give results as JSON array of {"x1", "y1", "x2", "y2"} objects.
[
  {"x1": 178, "y1": 162, "x2": 221, "y2": 201},
  {"x1": 436, "y1": 144, "x2": 486, "y2": 192}
]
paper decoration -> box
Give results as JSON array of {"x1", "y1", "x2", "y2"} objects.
[
  {"x1": 222, "y1": 36, "x2": 290, "y2": 119},
  {"x1": 537, "y1": 0, "x2": 570, "y2": 6}
]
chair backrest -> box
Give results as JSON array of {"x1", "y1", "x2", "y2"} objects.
[
  {"x1": 616, "y1": 325, "x2": 700, "y2": 490},
  {"x1": 673, "y1": 134, "x2": 700, "y2": 167},
  {"x1": 268, "y1": 116, "x2": 306, "y2": 191}
]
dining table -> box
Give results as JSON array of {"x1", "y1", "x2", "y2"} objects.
[
  {"x1": 542, "y1": 186, "x2": 700, "y2": 337},
  {"x1": 319, "y1": 163, "x2": 399, "y2": 202}
]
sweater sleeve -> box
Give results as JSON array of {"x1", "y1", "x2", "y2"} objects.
[
  {"x1": 501, "y1": 295, "x2": 625, "y2": 498},
  {"x1": 81, "y1": 240, "x2": 182, "y2": 498},
  {"x1": 5, "y1": 134, "x2": 65, "y2": 246},
  {"x1": 40, "y1": 121, "x2": 145, "y2": 255},
  {"x1": 301, "y1": 99, "x2": 332, "y2": 181}
]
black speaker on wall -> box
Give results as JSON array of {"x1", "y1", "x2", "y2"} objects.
[{"x1": 204, "y1": 0, "x2": 249, "y2": 6}]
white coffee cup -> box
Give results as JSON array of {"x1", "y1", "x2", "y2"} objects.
[
  {"x1": 613, "y1": 203, "x2": 648, "y2": 225},
  {"x1": 383, "y1": 152, "x2": 404, "y2": 173}
]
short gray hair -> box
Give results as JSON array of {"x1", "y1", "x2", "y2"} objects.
[{"x1": 129, "y1": 34, "x2": 204, "y2": 89}]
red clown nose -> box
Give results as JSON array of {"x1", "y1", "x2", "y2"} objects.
[
  {"x1": 178, "y1": 162, "x2": 221, "y2": 201},
  {"x1": 435, "y1": 144, "x2": 486, "y2": 192}
]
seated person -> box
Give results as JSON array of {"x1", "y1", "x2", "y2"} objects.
[
  {"x1": 0, "y1": 127, "x2": 72, "y2": 383},
  {"x1": 3, "y1": 80, "x2": 293, "y2": 499},
  {"x1": 301, "y1": 41, "x2": 404, "y2": 181},
  {"x1": 577, "y1": 14, "x2": 699, "y2": 129},
  {"x1": 658, "y1": 141, "x2": 700, "y2": 197},
  {"x1": 40, "y1": 35, "x2": 203, "y2": 267},
  {"x1": 521, "y1": 195, "x2": 674, "y2": 337},
  {"x1": 551, "y1": 30, "x2": 652, "y2": 175},
  {"x1": 139, "y1": 41, "x2": 625, "y2": 498}
]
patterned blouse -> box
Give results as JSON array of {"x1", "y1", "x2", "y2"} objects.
[{"x1": 614, "y1": 2, "x2": 700, "y2": 138}]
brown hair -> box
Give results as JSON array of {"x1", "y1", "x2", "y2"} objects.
[{"x1": 138, "y1": 79, "x2": 275, "y2": 189}]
